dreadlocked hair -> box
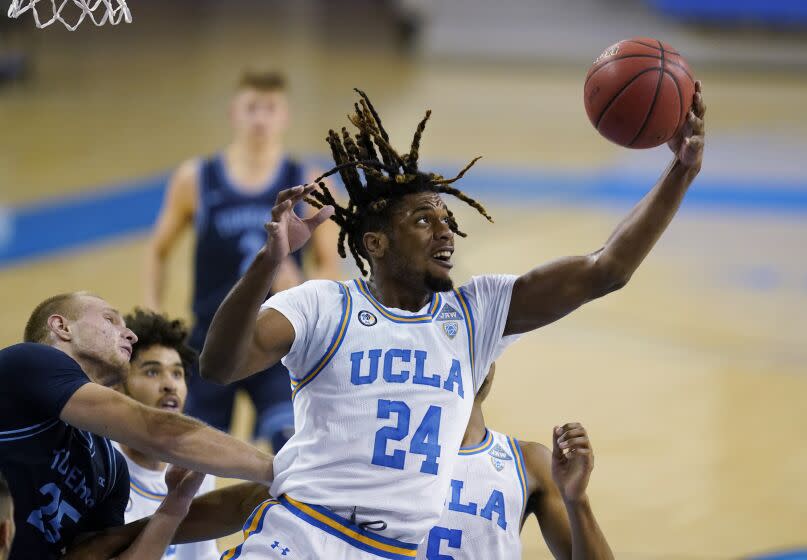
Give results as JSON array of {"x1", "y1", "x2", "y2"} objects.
[{"x1": 305, "y1": 88, "x2": 493, "y2": 276}]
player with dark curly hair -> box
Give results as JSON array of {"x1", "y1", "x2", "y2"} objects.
[{"x1": 114, "y1": 309, "x2": 219, "y2": 560}]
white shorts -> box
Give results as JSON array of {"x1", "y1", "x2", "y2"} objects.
[{"x1": 220, "y1": 496, "x2": 419, "y2": 560}]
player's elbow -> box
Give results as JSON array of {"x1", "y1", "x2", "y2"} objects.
[
  {"x1": 590, "y1": 252, "x2": 632, "y2": 298},
  {"x1": 198, "y1": 351, "x2": 234, "y2": 385}
]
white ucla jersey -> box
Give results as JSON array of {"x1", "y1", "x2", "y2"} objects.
[
  {"x1": 261, "y1": 276, "x2": 518, "y2": 548},
  {"x1": 416, "y1": 429, "x2": 527, "y2": 560},
  {"x1": 112, "y1": 443, "x2": 220, "y2": 560}
]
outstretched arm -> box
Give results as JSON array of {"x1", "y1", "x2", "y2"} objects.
[
  {"x1": 61, "y1": 384, "x2": 273, "y2": 483},
  {"x1": 523, "y1": 424, "x2": 613, "y2": 560},
  {"x1": 200, "y1": 184, "x2": 334, "y2": 384},
  {"x1": 64, "y1": 482, "x2": 268, "y2": 560},
  {"x1": 505, "y1": 82, "x2": 706, "y2": 336}
]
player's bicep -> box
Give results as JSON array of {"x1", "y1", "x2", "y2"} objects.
[
  {"x1": 506, "y1": 253, "x2": 607, "y2": 335},
  {"x1": 243, "y1": 307, "x2": 296, "y2": 377}
]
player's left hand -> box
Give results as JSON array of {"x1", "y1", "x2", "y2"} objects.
[
  {"x1": 668, "y1": 80, "x2": 705, "y2": 170},
  {"x1": 551, "y1": 422, "x2": 594, "y2": 502},
  {"x1": 160, "y1": 465, "x2": 206, "y2": 516},
  {"x1": 264, "y1": 184, "x2": 335, "y2": 260}
]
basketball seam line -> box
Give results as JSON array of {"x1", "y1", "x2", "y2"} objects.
[
  {"x1": 584, "y1": 54, "x2": 662, "y2": 88},
  {"x1": 594, "y1": 67, "x2": 662, "y2": 132},
  {"x1": 625, "y1": 39, "x2": 680, "y2": 56},
  {"x1": 627, "y1": 40, "x2": 666, "y2": 147},
  {"x1": 665, "y1": 59, "x2": 694, "y2": 84}
]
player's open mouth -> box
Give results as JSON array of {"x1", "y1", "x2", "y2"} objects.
[
  {"x1": 431, "y1": 248, "x2": 453, "y2": 268},
  {"x1": 158, "y1": 397, "x2": 180, "y2": 411},
  {"x1": 120, "y1": 346, "x2": 132, "y2": 359}
]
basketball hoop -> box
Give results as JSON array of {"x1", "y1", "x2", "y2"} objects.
[{"x1": 7, "y1": 0, "x2": 131, "y2": 30}]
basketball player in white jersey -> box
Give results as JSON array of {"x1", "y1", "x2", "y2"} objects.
[
  {"x1": 417, "y1": 364, "x2": 613, "y2": 559},
  {"x1": 201, "y1": 85, "x2": 705, "y2": 558},
  {"x1": 112, "y1": 309, "x2": 220, "y2": 560}
]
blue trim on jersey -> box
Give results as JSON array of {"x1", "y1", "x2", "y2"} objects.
[
  {"x1": 129, "y1": 478, "x2": 166, "y2": 502},
  {"x1": 0, "y1": 418, "x2": 60, "y2": 442},
  {"x1": 454, "y1": 287, "x2": 476, "y2": 383},
  {"x1": 279, "y1": 495, "x2": 418, "y2": 559},
  {"x1": 102, "y1": 438, "x2": 114, "y2": 500},
  {"x1": 507, "y1": 436, "x2": 528, "y2": 515},
  {"x1": 289, "y1": 282, "x2": 352, "y2": 401},
  {"x1": 458, "y1": 428, "x2": 494, "y2": 455},
  {"x1": 355, "y1": 279, "x2": 442, "y2": 324}
]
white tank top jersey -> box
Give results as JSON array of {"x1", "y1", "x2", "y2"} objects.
[
  {"x1": 261, "y1": 276, "x2": 519, "y2": 548},
  {"x1": 112, "y1": 443, "x2": 221, "y2": 560},
  {"x1": 416, "y1": 429, "x2": 526, "y2": 560}
]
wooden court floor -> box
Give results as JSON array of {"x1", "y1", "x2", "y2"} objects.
[{"x1": 1, "y1": 8, "x2": 806, "y2": 558}]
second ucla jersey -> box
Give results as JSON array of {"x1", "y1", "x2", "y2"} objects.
[
  {"x1": 416, "y1": 429, "x2": 526, "y2": 560},
  {"x1": 261, "y1": 275, "x2": 519, "y2": 549},
  {"x1": 192, "y1": 154, "x2": 305, "y2": 331}
]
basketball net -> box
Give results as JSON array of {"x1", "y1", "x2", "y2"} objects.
[{"x1": 7, "y1": 0, "x2": 131, "y2": 30}]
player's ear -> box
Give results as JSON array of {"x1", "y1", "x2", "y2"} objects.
[
  {"x1": 363, "y1": 231, "x2": 388, "y2": 259},
  {"x1": 46, "y1": 314, "x2": 72, "y2": 342}
]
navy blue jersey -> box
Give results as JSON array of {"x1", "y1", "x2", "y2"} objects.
[
  {"x1": 0, "y1": 343, "x2": 130, "y2": 560},
  {"x1": 191, "y1": 154, "x2": 306, "y2": 333}
]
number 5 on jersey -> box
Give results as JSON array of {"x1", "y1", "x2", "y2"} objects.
[{"x1": 372, "y1": 400, "x2": 442, "y2": 475}]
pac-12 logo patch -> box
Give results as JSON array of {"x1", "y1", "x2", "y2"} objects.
[
  {"x1": 358, "y1": 310, "x2": 377, "y2": 326},
  {"x1": 443, "y1": 321, "x2": 458, "y2": 339},
  {"x1": 489, "y1": 443, "x2": 513, "y2": 472}
]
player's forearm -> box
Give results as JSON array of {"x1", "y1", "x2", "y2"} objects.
[
  {"x1": 564, "y1": 496, "x2": 614, "y2": 560},
  {"x1": 63, "y1": 523, "x2": 145, "y2": 560},
  {"x1": 143, "y1": 246, "x2": 166, "y2": 311},
  {"x1": 200, "y1": 247, "x2": 281, "y2": 383},
  {"x1": 115, "y1": 495, "x2": 191, "y2": 560},
  {"x1": 63, "y1": 484, "x2": 264, "y2": 559},
  {"x1": 596, "y1": 157, "x2": 699, "y2": 285},
  {"x1": 171, "y1": 482, "x2": 268, "y2": 543},
  {"x1": 140, "y1": 410, "x2": 274, "y2": 484}
]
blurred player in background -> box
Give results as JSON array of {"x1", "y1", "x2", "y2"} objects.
[
  {"x1": 417, "y1": 364, "x2": 613, "y2": 559},
  {"x1": 144, "y1": 70, "x2": 339, "y2": 451},
  {"x1": 113, "y1": 309, "x2": 220, "y2": 560}
]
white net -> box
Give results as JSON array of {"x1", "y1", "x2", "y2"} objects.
[{"x1": 7, "y1": 0, "x2": 131, "y2": 30}]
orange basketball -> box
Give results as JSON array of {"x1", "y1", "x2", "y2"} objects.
[{"x1": 584, "y1": 38, "x2": 695, "y2": 149}]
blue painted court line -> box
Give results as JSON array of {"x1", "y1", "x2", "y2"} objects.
[
  {"x1": 0, "y1": 173, "x2": 168, "y2": 267},
  {"x1": 1, "y1": 162, "x2": 806, "y2": 268}
]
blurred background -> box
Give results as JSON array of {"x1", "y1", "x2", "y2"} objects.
[{"x1": 1, "y1": 0, "x2": 806, "y2": 558}]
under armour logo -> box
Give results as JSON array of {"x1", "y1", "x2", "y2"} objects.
[
  {"x1": 271, "y1": 541, "x2": 290, "y2": 556},
  {"x1": 98, "y1": 476, "x2": 105, "y2": 487}
]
